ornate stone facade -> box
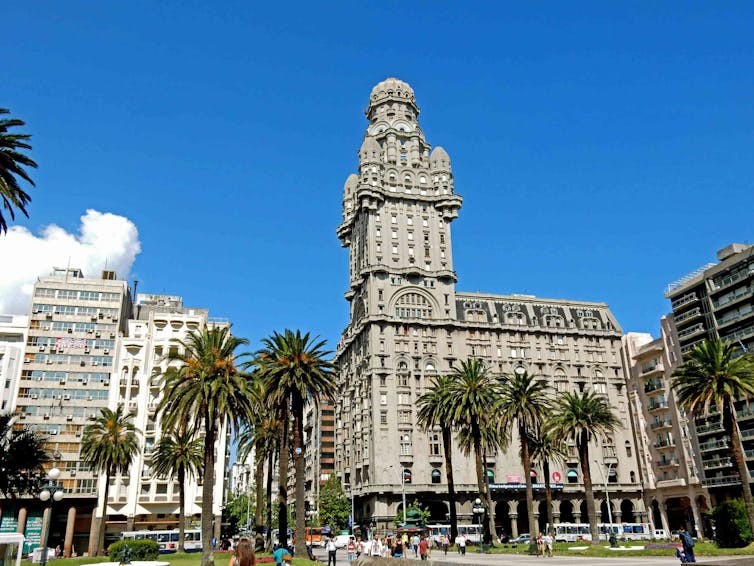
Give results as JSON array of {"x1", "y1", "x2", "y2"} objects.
[{"x1": 334, "y1": 78, "x2": 645, "y2": 535}]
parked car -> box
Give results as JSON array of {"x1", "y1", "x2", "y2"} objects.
[
  {"x1": 654, "y1": 529, "x2": 669, "y2": 540},
  {"x1": 509, "y1": 533, "x2": 531, "y2": 545},
  {"x1": 332, "y1": 534, "x2": 350, "y2": 549}
]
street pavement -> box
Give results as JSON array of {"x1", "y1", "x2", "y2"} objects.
[{"x1": 310, "y1": 546, "x2": 752, "y2": 566}]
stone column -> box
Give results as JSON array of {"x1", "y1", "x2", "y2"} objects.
[
  {"x1": 214, "y1": 515, "x2": 221, "y2": 541},
  {"x1": 87, "y1": 506, "x2": 98, "y2": 557},
  {"x1": 16, "y1": 507, "x2": 27, "y2": 534},
  {"x1": 614, "y1": 511, "x2": 622, "y2": 523},
  {"x1": 126, "y1": 516, "x2": 135, "y2": 530},
  {"x1": 690, "y1": 499, "x2": 705, "y2": 539},
  {"x1": 552, "y1": 512, "x2": 560, "y2": 525},
  {"x1": 658, "y1": 500, "x2": 670, "y2": 534},
  {"x1": 509, "y1": 514, "x2": 518, "y2": 538},
  {"x1": 41, "y1": 507, "x2": 51, "y2": 552},
  {"x1": 64, "y1": 506, "x2": 76, "y2": 557}
]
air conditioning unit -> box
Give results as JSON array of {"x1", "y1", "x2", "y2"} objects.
[
  {"x1": 80, "y1": 361, "x2": 86, "y2": 367},
  {"x1": 88, "y1": 412, "x2": 97, "y2": 418},
  {"x1": 95, "y1": 332, "x2": 101, "y2": 338},
  {"x1": 19, "y1": 413, "x2": 26, "y2": 419},
  {"x1": 103, "y1": 349, "x2": 110, "y2": 354},
  {"x1": 67, "y1": 328, "x2": 73, "y2": 334},
  {"x1": 39, "y1": 345, "x2": 45, "y2": 351},
  {"x1": 46, "y1": 313, "x2": 52, "y2": 319},
  {"x1": 32, "y1": 309, "x2": 39, "y2": 314},
  {"x1": 103, "y1": 379, "x2": 109, "y2": 385},
  {"x1": 87, "y1": 328, "x2": 94, "y2": 334},
  {"x1": 46, "y1": 360, "x2": 53, "y2": 365},
  {"x1": 43, "y1": 326, "x2": 50, "y2": 331},
  {"x1": 87, "y1": 395, "x2": 93, "y2": 401},
  {"x1": 110, "y1": 333, "x2": 116, "y2": 339},
  {"x1": 24, "y1": 358, "x2": 31, "y2": 364},
  {"x1": 81, "y1": 379, "x2": 88, "y2": 385},
  {"x1": 91, "y1": 316, "x2": 98, "y2": 321},
  {"x1": 56, "y1": 395, "x2": 63, "y2": 400},
  {"x1": 70, "y1": 469, "x2": 77, "y2": 476},
  {"x1": 98, "y1": 313, "x2": 104, "y2": 319},
  {"x1": 112, "y1": 317, "x2": 118, "y2": 322},
  {"x1": 31, "y1": 393, "x2": 38, "y2": 399},
  {"x1": 36, "y1": 376, "x2": 43, "y2": 381},
  {"x1": 84, "y1": 348, "x2": 90, "y2": 353},
  {"x1": 49, "y1": 430, "x2": 58, "y2": 435},
  {"x1": 63, "y1": 394, "x2": 70, "y2": 400},
  {"x1": 93, "y1": 361, "x2": 100, "y2": 366},
  {"x1": 66, "y1": 414, "x2": 73, "y2": 420},
  {"x1": 43, "y1": 414, "x2": 50, "y2": 419}
]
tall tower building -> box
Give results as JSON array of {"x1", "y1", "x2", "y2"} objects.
[
  {"x1": 12, "y1": 268, "x2": 131, "y2": 556},
  {"x1": 334, "y1": 79, "x2": 644, "y2": 535},
  {"x1": 665, "y1": 243, "x2": 754, "y2": 500}
]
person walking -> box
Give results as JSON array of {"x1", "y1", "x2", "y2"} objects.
[
  {"x1": 326, "y1": 536, "x2": 337, "y2": 566},
  {"x1": 679, "y1": 527, "x2": 696, "y2": 563},
  {"x1": 536, "y1": 532, "x2": 544, "y2": 557},
  {"x1": 347, "y1": 537, "x2": 356, "y2": 563},
  {"x1": 441, "y1": 534, "x2": 449, "y2": 555},
  {"x1": 455, "y1": 533, "x2": 466, "y2": 556},
  {"x1": 543, "y1": 531, "x2": 553, "y2": 558},
  {"x1": 418, "y1": 536, "x2": 429, "y2": 561},
  {"x1": 229, "y1": 538, "x2": 256, "y2": 566},
  {"x1": 412, "y1": 534, "x2": 420, "y2": 557}
]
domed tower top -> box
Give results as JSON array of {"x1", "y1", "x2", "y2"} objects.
[{"x1": 366, "y1": 77, "x2": 419, "y2": 120}]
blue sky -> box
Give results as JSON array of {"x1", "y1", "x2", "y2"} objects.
[{"x1": 3, "y1": 2, "x2": 753, "y2": 351}]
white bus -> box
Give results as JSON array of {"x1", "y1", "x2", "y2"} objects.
[
  {"x1": 425, "y1": 524, "x2": 484, "y2": 545},
  {"x1": 120, "y1": 529, "x2": 202, "y2": 553},
  {"x1": 552, "y1": 522, "x2": 652, "y2": 542}
]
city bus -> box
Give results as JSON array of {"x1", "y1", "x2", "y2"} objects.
[
  {"x1": 425, "y1": 524, "x2": 483, "y2": 545},
  {"x1": 120, "y1": 529, "x2": 203, "y2": 553},
  {"x1": 551, "y1": 522, "x2": 652, "y2": 542}
]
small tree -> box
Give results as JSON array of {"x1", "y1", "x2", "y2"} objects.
[
  {"x1": 318, "y1": 476, "x2": 350, "y2": 531},
  {"x1": 713, "y1": 499, "x2": 754, "y2": 548},
  {"x1": 0, "y1": 413, "x2": 49, "y2": 497},
  {"x1": 394, "y1": 500, "x2": 430, "y2": 528}
]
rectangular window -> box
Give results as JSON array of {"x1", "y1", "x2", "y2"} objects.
[
  {"x1": 407, "y1": 217, "x2": 413, "y2": 225},
  {"x1": 380, "y1": 411, "x2": 388, "y2": 425},
  {"x1": 398, "y1": 410, "x2": 411, "y2": 424},
  {"x1": 376, "y1": 228, "x2": 381, "y2": 237},
  {"x1": 407, "y1": 232, "x2": 414, "y2": 241},
  {"x1": 422, "y1": 218, "x2": 428, "y2": 227},
  {"x1": 391, "y1": 215, "x2": 397, "y2": 224}
]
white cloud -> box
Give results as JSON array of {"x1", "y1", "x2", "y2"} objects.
[{"x1": 0, "y1": 210, "x2": 141, "y2": 314}]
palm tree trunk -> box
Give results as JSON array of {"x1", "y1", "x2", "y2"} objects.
[
  {"x1": 441, "y1": 427, "x2": 458, "y2": 542},
  {"x1": 578, "y1": 431, "x2": 598, "y2": 545},
  {"x1": 725, "y1": 401, "x2": 754, "y2": 531},
  {"x1": 254, "y1": 450, "x2": 265, "y2": 552},
  {"x1": 178, "y1": 467, "x2": 186, "y2": 553},
  {"x1": 201, "y1": 418, "x2": 217, "y2": 566},
  {"x1": 278, "y1": 405, "x2": 290, "y2": 549},
  {"x1": 292, "y1": 394, "x2": 307, "y2": 558},
  {"x1": 520, "y1": 427, "x2": 537, "y2": 554},
  {"x1": 95, "y1": 470, "x2": 111, "y2": 555},
  {"x1": 543, "y1": 458, "x2": 554, "y2": 533},
  {"x1": 266, "y1": 452, "x2": 274, "y2": 551},
  {"x1": 471, "y1": 425, "x2": 495, "y2": 546}
]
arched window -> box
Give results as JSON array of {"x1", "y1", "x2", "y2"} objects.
[
  {"x1": 630, "y1": 471, "x2": 636, "y2": 483},
  {"x1": 608, "y1": 469, "x2": 618, "y2": 484},
  {"x1": 544, "y1": 315, "x2": 564, "y2": 328},
  {"x1": 398, "y1": 361, "x2": 409, "y2": 372},
  {"x1": 402, "y1": 468, "x2": 412, "y2": 484},
  {"x1": 431, "y1": 469, "x2": 441, "y2": 484},
  {"x1": 486, "y1": 469, "x2": 495, "y2": 483},
  {"x1": 395, "y1": 293, "x2": 433, "y2": 319},
  {"x1": 567, "y1": 469, "x2": 578, "y2": 484}
]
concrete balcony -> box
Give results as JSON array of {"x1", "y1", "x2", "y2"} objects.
[
  {"x1": 702, "y1": 457, "x2": 733, "y2": 469},
  {"x1": 650, "y1": 419, "x2": 673, "y2": 431},
  {"x1": 702, "y1": 474, "x2": 741, "y2": 487},
  {"x1": 699, "y1": 439, "x2": 729, "y2": 452},
  {"x1": 648, "y1": 400, "x2": 669, "y2": 412}
]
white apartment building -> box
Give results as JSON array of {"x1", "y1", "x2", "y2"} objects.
[{"x1": 0, "y1": 314, "x2": 28, "y2": 413}]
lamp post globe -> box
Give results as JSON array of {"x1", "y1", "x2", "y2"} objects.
[
  {"x1": 53, "y1": 490, "x2": 64, "y2": 502},
  {"x1": 40, "y1": 490, "x2": 51, "y2": 502},
  {"x1": 48, "y1": 467, "x2": 61, "y2": 481}
]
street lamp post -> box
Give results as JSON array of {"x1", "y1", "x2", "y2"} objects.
[
  {"x1": 472, "y1": 498, "x2": 485, "y2": 553},
  {"x1": 39, "y1": 467, "x2": 64, "y2": 566},
  {"x1": 594, "y1": 459, "x2": 616, "y2": 547},
  {"x1": 385, "y1": 466, "x2": 407, "y2": 525}
]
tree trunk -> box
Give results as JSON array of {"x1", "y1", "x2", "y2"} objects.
[
  {"x1": 278, "y1": 405, "x2": 289, "y2": 549},
  {"x1": 543, "y1": 458, "x2": 554, "y2": 533},
  {"x1": 578, "y1": 431, "x2": 598, "y2": 545},
  {"x1": 292, "y1": 394, "x2": 307, "y2": 558},
  {"x1": 441, "y1": 426, "x2": 458, "y2": 542},
  {"x1": 178, "y1": 467, "x2": 186, "y2": 553},
  {"x1": 520, "y1": 427, "x2": 537, "y2": 554},
  {"x1": 201, "y1": 417, "x2": 217, "y2": 566},
  {"x1": 254, "y1": 449, "x2": 266, "y2": 552},
  {"x1": 725, "y1": 400, "x2": 754, "y2": 532},
  {"x1": 471, "y1": 424, "x2": 495, "y2": 546},
  {"x1": 266, "y1": 452, "x2": 274, "y2": 551},
  {"x1": 95, "y1": 470, "x2": 111, "y2": 555}
]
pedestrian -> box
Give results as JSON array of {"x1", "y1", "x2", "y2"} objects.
[
  {"x1": 418, "y1": 535, "x2": 428, "y2": 561},
  {"x1": 679, "y1": 527, "x2": 696, "y2": 563},
  {"x1": 229, "y1": 538, "x2": 256, "y2": 566},
  {"x1": 544, "y1": 531, "x2": 553, "y2": 558},
  {"x1": 455, "y1": 533, "x2": 466, "y2": 556},
  {"x1": 412, "y1": 534, "x2": 420, "y2": 557},
  {"x1": 369, "y1": 534, "x2": 381, "y2": 557},
  {"x1": 213, "y1": 537, "x2": 218, "y2": 550},
  {"x1": 392, "y1": 536, "x2": 404, "y2": 558},
  {"x1": 536, "y1": 532, "x2": 544, "y2": 557},
  {"x1": 381, "y1": 537, "x2": 389, "y2": 557},
  {"x1": 356, "y1": 536, "x2": 364, "y2": 558},
  {"x1": 326, "y1": 537, "x2": 337, "y2": 566},
  {"x1": 676, "y1": 545, "x2": 688, "y2": 563},
  {"x1": 441, "y1": 534, "x2": 449, "y2": 555},
  {"x1": 272, "y1": 545, "x2": 291, "y2": 566},
  {"x1": 347, "y1": 537, "x2": 356, "y2": 563}
]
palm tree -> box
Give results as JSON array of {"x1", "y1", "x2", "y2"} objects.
[
  {"x1": 444, "y1": 358, "x2": 502, "y2": 545},
  {"x1": 416, "y1": 374, "x2": 459, "y2": 541},
  {"x1": 159, "y1": 326, "x2": 255, "y2": 566},
  {"x1": 498, "y1": 371, "x2": 551, "y2": 551},
  {"x1": 150, "y1": 427, "x2": 204, "y2": 552},
  {"x1": 0, "y1": 413, "x2": 49, "y2": 497},
  {"x1": 253, "y1": 329, "x2": 336, "y2": 558},
  {"x1": 672, "y1": 339, "x2": 754, "y2": 531},
  {"x1": 237, "y1": 402, "x2": 283, "y2": 552},
  {"x1": 529, "y1": 426, "x2": 568, "y2": 534},
  {"x1": 0, "y1": 109, "x2": 37, "y2": 234},
  {"x1": 81, "y1": 405, "x2": 139, "y2": 555},
  {"x1": 550, "y1": 391, "x2": 621, "y2": 545}
]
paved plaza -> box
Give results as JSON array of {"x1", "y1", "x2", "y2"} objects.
[{"x1": 311, "y1": 547, "x2": 753, "y2": 566}]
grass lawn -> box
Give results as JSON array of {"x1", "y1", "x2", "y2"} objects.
[
  {"x1": 18, "y1": 552, "x2": 311, "y2": 566},
  {"x1": 485, "y1": 541, "x2": 754, "y2": 557}
]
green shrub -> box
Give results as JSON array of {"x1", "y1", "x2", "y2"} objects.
[
  {"x1": 712, "y1": 499, "x2": 754, "y2": 548},
  {"x1": 107, "y1": 539, "x2": 160, "y2": 560}
]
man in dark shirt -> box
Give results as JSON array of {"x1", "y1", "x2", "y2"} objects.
[{"x1": 679, "y1": 527, "x2": 696, "y2": 563}]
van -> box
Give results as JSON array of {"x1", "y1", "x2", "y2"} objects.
[{"x1": 654, "y1": 529, "x2": 668, "y2": 540}]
